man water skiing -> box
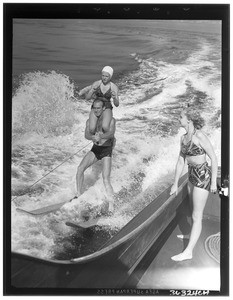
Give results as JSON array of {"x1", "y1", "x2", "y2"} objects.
[{"x1": 75, "y1": 97, "x2": 116, "y2": 213}]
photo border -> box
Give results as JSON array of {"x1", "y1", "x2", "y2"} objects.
[{"x1": 3, "y1": 3, "x2": 230, "y2": 296}]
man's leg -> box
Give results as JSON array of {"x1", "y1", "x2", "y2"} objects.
[
  {"x1": 102, "y1": 156, "x2": 114, "y2": 213},
  {"x1": 76, "y1": 151, "x2": 97, "y2": 197}
]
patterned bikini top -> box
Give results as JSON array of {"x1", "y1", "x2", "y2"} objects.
[
  {"x1": 181, "y1": 130, "x2": 206, "y2": 156},
  {"x1": 94, "y1": 83, "x2": 112, "y2": 101}
]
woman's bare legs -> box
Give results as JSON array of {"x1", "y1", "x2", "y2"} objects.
[
  {"x1": 172, "y1": 184, "x2": 209, "y2": 261},
  {"x1": 89, "y1": 108, "x2": 113, "y2": 134},
  {"x1": 177, "y1": 183, "x2": 193, "y2": 239},
  {"x1": 102, "y1": 109, "x2": 113, "y2": 133}
]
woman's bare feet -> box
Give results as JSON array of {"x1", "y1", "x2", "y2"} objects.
[{"x1": 171, "y1": 250, "x2": 192, "y2": 261}]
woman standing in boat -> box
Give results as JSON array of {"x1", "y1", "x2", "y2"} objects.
[
  {"x1": 170, "y1": 107, "x2": 218, "y2": 261},
  {"x1": 80, "y1": 66, "x2": 119, "y2": 134}
]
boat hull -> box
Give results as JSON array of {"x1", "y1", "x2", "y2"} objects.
[{"x1": 9, "y1": 171, "x2": 221, "y2": 292}]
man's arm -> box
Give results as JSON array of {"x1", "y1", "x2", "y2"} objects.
[{"x1": 85, "y1": 120, "x2": 95, "y2": 141}]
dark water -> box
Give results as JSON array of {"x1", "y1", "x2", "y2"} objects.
[
  {"x1": 11, "y1": 19, "x2": 222, "y2": 260},
  {"x1": 13, "y1": 19, "x2": 221, "y2": 87},
  {"x1": 53, "y1": 225, "x2": 118, "y2": 260}
]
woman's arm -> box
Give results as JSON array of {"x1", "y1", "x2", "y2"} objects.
[
  {"x1": 85, "y1": 81, "x2": 100, "y2": 100},
  {"x1": 78, "y1": 85, "x2": 92, "y2": 97},
  {"x1": 170, "y1": 137, "x2": 185, "y2": 195},
  {"x1": 111, "y1": 84, "x2": 119, "y2": 107},
  {"x1": 197, "y1": 131, "x2": 218, "y2": 192}
]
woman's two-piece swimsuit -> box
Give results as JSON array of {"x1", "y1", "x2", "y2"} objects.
[
  {"x1": 91, "y1": 83, "x2": 114, "y2": 160},
  {"x1": 93, "y1": 83, "x2": 113, "y2": 109},
  {"x1": 181, "y1": 130, "x2": 211, "y2": 191}
]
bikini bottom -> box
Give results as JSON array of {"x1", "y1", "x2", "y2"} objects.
[{"x1": 188, "y1": 162, "x2": 211, "y2": 191}]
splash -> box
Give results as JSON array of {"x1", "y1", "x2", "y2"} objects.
[{"x1": 12, "y1": 71, "x2": 77, "y2": 140}]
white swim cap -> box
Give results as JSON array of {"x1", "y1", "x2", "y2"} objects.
[{"x1": 102, "y1": 66, "x2": 113, "y2": 78}]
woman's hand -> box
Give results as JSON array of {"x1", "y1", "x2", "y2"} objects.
[
  {"x1": 210, "y1": 182, "x2": 217, "y2": 194},
  {"x1": 111, "y1": 90, "x2": 117, "y2": 99},
  {"x1": 90, "y1": 86, "x2": 97, "y2": 95},
  {"x1": 111, "y1": 89, "x2": 119, "y2": 107},
  {"x1": 170, "y1": 184, "x2": 178, "y2": 196}
]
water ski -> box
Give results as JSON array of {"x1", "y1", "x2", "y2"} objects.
[
  {"x1": 66, "y1": 217, "x2": 102, "y2": 229},
  {"x1": 16, "y1": 197, "x2": 76, "y2": 216},
  {"x1": 66, "y1": 202, "x2": 112, "y2": 229}
]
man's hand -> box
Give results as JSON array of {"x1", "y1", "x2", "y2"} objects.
[{"x1": 93, "y1": 132, "x2": 102, "y2": 143}]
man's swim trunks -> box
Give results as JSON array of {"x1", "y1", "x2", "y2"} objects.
[
  {"x1": 188, "y1": 162, "x2": 211, "y2": 191},
  {"x1": 91, "y1": 139, "x2": 114, "y2": 160}
]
